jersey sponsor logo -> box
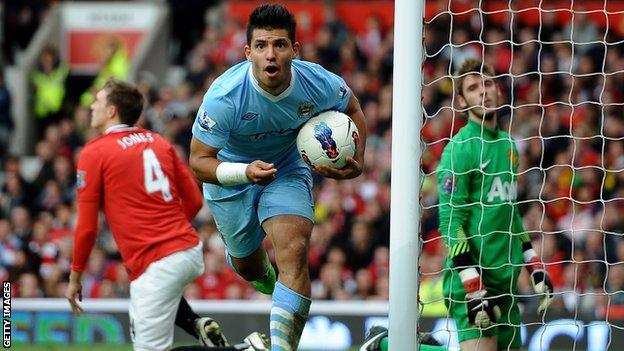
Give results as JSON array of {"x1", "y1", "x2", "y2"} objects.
[
  {"x1": 339, "y1": 86, "x2": 347, "y2": 99},
  {"x1": 243, "y1": 127, "x2": 299, "y2": 141},
  {"x1": 314, "y1": 121, "x2": 339, "y2": 159},
  {"x1": 76, "y1": 170, "x2": 86, "y2": 189},
  {"x1": 486, "y1": 176, "x2": 517, "y2": 202},
  {"x1": 241, "y1": 112, "x2": 258, "y2": 121},
  {"x1": 198, "y1": 108, "x2": 217, "y2": 132},
  {"x1": 297, "y1": 101, "x2": 315, "y2": 118},
  {"x1": 441, "y1": 175, "x2": 455, "y2": 194}
]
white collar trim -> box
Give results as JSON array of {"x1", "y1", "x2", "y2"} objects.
[
  {"x1": 248, "y1": 64, "x2": 295, "y2": 102},
  {"x1": 105, "y1": 124, "x2": 135, "y2": 134}
]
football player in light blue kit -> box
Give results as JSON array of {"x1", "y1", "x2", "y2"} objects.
[{"x1": 189, "y1": 4, "x2": 367, "y2": 351}]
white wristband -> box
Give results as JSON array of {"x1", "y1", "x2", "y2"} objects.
[
  {"x1": 459, "y1": 267, "x2": 480, "y2": 283},
  {"x1": 216, "y1": 162, "x2": 250, "y2": 186},
  {"x1": 523, "y1": 248, "x2": 538, "y2": 263}
]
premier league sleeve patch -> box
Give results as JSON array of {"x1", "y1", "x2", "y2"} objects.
[
  {"x1": 339, "y1": 86, "x2": 347, "y2": 100},
  {"x1": 441, "y1": 174, "x2": 455, "y2": 194},
  {"x1": 76, "y1": 170, "x2": 86, "y2": 189},
  {"x1": 198, "y1": 108, "x2": 217, "y2": 133}
]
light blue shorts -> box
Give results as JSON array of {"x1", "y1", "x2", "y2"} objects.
[{"x1": 203, "y1": 170, "x2": 314, "y2": 258}]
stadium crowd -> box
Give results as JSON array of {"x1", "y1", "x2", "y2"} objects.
[{"x1": 1, "y1": 0, "x2": 624, "y2": 321}]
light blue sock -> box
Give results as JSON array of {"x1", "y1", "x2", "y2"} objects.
[{"x1": 270, "y1": 282, "x2": 311, "y2": 351}]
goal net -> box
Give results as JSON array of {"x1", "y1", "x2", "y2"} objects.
[{"x1": 420, "y1": 1, "x2": 624, "y2": 350}]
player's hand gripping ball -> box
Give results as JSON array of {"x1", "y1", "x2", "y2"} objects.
[{"x1": 296, "y1": 110, "x2": 359, "y2": 169}]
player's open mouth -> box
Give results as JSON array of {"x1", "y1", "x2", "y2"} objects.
[{"x1": 265, "y1": 66, "x2": 279, "y2": 77}]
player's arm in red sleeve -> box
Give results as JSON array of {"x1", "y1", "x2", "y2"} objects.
[
  {"x1": 66, "y1": 146, "x2": 102, "y2": 314},
  {"x1": 172, "y1": 146, "x2": 204, "y2": 221},
  {"x1": 71, "y1": 147, "x2": 102, "y2": 272}
]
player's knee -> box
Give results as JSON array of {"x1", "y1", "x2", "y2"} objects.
[
  {"x1": 275, "y1": 245, "x2": 308, "y2": 279},
  {"x1": 279, "y1": 235, "x2": 309, "y2": 261}
]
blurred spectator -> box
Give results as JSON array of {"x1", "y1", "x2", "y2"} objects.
[
  {"x1": 79, "y1": 37, "x2": 130, "y2": 106},
  {"x1": 0, "y1": 71, "x2": 13, "y2": 161},
  {"x1": 32, "y1": 139, "x2": 56, "y2": 195},
  {"x1": 606, "y1": 264, "x2": 624, "y2": 305},
  {"x1": 562, "y1": 11, "x2": 600, "y2": 55},
  {"x1": 31, "y1": 47, "x2": 69, "y2": 137},
  {"x1": 419, "y1": 252, "x2": 445, "y2": 317},
  {"x1": 342, "y1": 219, "x2": 375, "y2": 271},
  {"x1": 10, "y1": 206, "x2": 32, "y2": 243},
  {"x1": 443, "y1": 27, "x2": 481, "y2": 70},
  {"x1": 167, "y1": 0, "x2": 219, "y2": 65},
  {"x1": 0, "y1": 219, "x2": 20, "y2": 268},
  {"x1": 353, "y1": 268, "x2": 375, "y2": 300},
  {"x1": 0, "y1": 172, "x2": 32, "y2": 218},
  {"x1": 17, "y1": 272, "x2": 44, "y2": 297},
  {"x1": 2, "y1": 1, "x2": 50, "y2": 65}
]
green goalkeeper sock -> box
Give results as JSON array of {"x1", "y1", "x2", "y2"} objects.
[
  {"x1": 379, "y1": 337, "x2": 388, "y2": 351},
  {"x1": 250, "y1": 252, "x2": 276, "y2": 295}
]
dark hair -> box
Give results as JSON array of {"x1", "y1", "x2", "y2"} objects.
[
  {"x1": 246, "y1": 4, "x2": 296, "y2": 45},
  {"x1": 454, "y1": 58, "x2": 496, "y2": 96},
  {"x1": 103, "y1": 79, "x2": 144, "y2": 126}
]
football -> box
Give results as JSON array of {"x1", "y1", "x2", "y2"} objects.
[{"x1": 296, "y1": 110, "x2": 359, "y2": 169}]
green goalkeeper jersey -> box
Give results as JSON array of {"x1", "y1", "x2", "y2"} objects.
[{"x1": 437, "y1": 118, "x2": 530, "y2": 297}]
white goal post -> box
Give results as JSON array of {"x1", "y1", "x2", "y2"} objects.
[
  {"x1": 389, "y1": 0, "x2": 424, "y2": 350},
  {"x1": 399, "y1": 1, "x2": 624, "y2": 351}
]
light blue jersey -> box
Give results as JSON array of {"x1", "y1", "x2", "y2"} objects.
[
  {"x1": 192, "y1": 59, "x2": 351, "y2": 165},
  {"x1": 192, "y1": 59, "x2": 351, "y2": 258}
]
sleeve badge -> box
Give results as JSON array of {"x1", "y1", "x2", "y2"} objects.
[
  {"x1": 442, "y1": 175, "x2": 455, "y2": 194},
  {"x1": 76, "y1": 170, "x2": 86, "y2": 189}
]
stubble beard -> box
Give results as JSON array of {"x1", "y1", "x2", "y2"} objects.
[{"x1": 482, "y1": 110, "x2": 497, "y2": 121}]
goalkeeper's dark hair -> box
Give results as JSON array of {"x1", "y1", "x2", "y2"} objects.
[
  {"x1": 454, "y1": 58, "x2": 496, "y2": 97},
  {"x1": 103, "y1": 79, "x2": 144, "y2": 126},
  {"x1": 246, "y1": 4, "x2": 296, "y2": 45}
]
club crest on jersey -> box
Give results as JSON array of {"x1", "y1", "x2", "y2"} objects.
[
  {"x1": 339, "y1": 86, "x2": 347, "y2": 99},
  {"x1": 198, "y1": 108, "x2": 216, "y2": 132},
  {"x1": 76, "y1": 170, "x2": 86, "y2": 189},
  {"x1": 314, "y1": 121, "x2": 339, "y2": 159},
  {"x1": 442, "y1": 175, "x2": 455, "y2": 194},
  {"x1": 508, "y1": 149, "x2": 519, "y2": 168},
  {"x1": 241, "y1": 112, "x2": 258, "y2": 121},
  {"x1": 297, "y1": 101, "x2": 315, "y2": 119}
]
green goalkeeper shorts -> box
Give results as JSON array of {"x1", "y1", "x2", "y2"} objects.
[{"x1": 445, "y1": 293, "x2": 522, "y2": 349}]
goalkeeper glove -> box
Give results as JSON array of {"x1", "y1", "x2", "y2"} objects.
[
  {"x1": 461, "y1": 267, "x2": 501, "y2": 328},
  {"x1": 530, "y1": 269, "x2": 553, "y2": 315},
  {"x1": 523, "y1": 244, "x2": 554, "y2": 315}
]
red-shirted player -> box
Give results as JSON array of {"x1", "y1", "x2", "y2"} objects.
[{"x1": 64, "y1": 79, "x2": 268, "y2": 351}]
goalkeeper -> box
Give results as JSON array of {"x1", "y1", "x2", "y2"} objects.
[{"x1": 436, "y1": 58, "x2": 553, "y2": 351}]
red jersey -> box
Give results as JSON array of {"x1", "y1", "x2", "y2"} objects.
[{"x1": 71, "y1": 126, "x2": 203, "y2": 280}]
